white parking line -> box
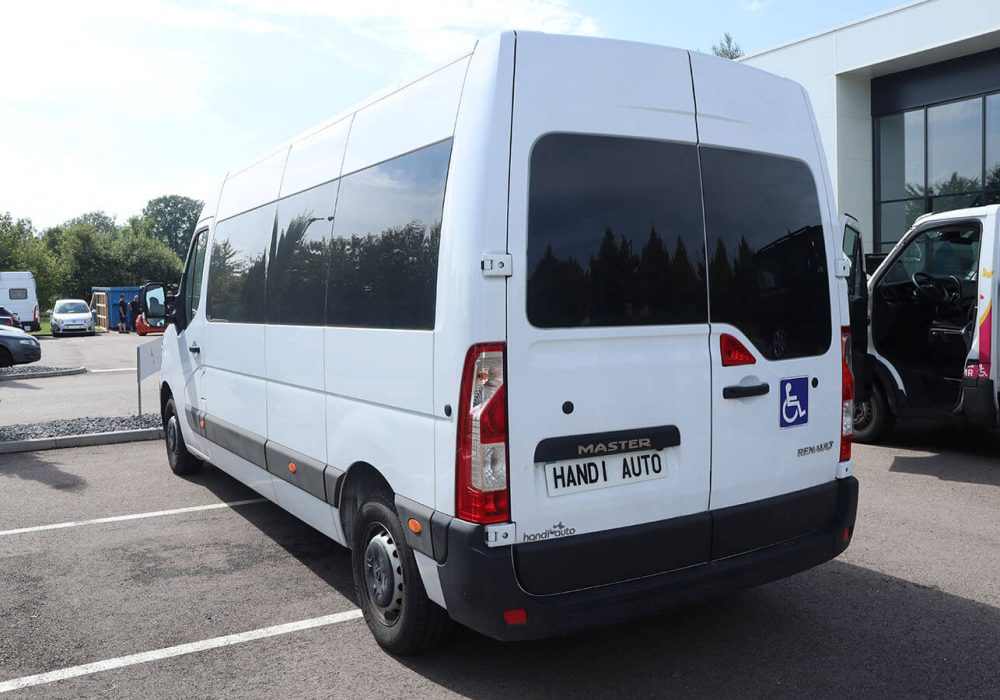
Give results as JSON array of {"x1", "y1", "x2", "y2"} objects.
[
  {"x1": 0, "y1": 609, "x2": 364, "y2": 693},
  {"x1": 0, "y1": 498, "x2": 268, "y2": 537},
  {"x1": 89, "y1": 367, "x2": 135, "y2": 373}
]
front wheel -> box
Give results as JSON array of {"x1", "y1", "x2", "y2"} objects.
[
  {"x1": 853, "y1": 383, "x2": 895, "y2": 443},
  {"x1": 163, "y1": 398, "x2": 202, "y2": 475},
  {"x1": 351, "y1": 492, "x2": 450, "y2": 655}
]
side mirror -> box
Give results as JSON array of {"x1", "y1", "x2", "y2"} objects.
[{"x1": 140, "y1": 283, "x2": 172, "y2": 324}]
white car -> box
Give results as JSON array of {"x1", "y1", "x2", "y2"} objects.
[
  {"x1": 143, "y1": 31, "x2": 862, "y2": 655},
  {"x1": 51, "y1": 299, "x2": 95, "y2": 337}
]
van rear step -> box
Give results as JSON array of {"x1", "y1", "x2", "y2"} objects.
[{"x1": 513, "y1": 481, "x2": 842, "y2": 596}]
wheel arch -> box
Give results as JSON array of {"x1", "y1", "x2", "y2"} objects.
[{"x1": 337, "y1": 461, "x2": 395, "y2": 548}]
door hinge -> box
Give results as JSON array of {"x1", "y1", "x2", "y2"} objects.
[
  {"x1": 834, "y1": 256, "x2": 851, "y2": 278},
  {"x1": 484, "y1": 522, "x2": 516, "y2": 547},
  {"x1": 481, "y1": 253, "x2": 512, "y2": 277}
]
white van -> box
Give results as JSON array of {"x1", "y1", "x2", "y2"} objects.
[
  {"x1": 142, "y1": 32, "x2": 861, "y2": 654},
  {"x1": 0, "y1": 271, "x2": 40, "y2": 332},
  {"x1": 854, "y1": 205, "x2": 1000, "y2": 441}
]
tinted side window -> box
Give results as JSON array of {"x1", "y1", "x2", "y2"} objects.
[
  {"x1": 267, "y1": 181, "x2": 337, "y2": 326},
  {"x1": 9, "y1": 289, "x2": 27, "y2": 300},
  {"x1": 207, "y1": 205, "x2": 274, "y2": 324},
  {"x1": 186, "y1": 230, "x2": 209, "y2": 319},
  {"x1": 527, "y1": 134, "x2": 707, "y2": 328},
  {"x1": 326, "y1": 140, "x2": 451, "y2": 330},
  {"x1": 702, "y1": 148, "x2": 831, "y2": 360}
]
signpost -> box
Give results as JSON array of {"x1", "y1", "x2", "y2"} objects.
[{"x1": 136, "y1": 339, "x2": 163, "y2": 415}]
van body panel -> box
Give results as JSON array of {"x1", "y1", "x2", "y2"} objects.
[
  {"x1": 280, "y1": 117, "x2": 351, "y2": 198},
  {"x1": 0, "y1": 271, "x2": 39, "y2": 331},
  {"x1": 505, "y1": 34, "x2": 712, "y2": 543},
  {"x1": 340, "y1": 57, "x2": 470, "y2": 177},
  {"x1": 690, "y1": 52, "x2": 844, "y2": 510},
  {"x1": 216, "y1": 148, "x2": 290, "y2": 221},
  {"x1": 432, "y1": 32, "x2": 515, "y2": 514}
]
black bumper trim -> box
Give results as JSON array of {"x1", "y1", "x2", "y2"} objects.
[{"x1": 436, "y1": 477, "x2": 859, "y2": 642}]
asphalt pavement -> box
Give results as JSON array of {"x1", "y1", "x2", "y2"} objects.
[
  {"x1": 0, "y1": 333, "x2": 160, "y2": 425},
  {"x1": 0, "y1": 429, "x2": 998, "y2": 698}
]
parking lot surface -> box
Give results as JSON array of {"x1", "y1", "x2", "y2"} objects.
[
  {"x1": 1, "y1": 428, "x2": 998, "y2": 698},
  {"x1": 0, "y1": 334, "x2": 159, "y2": 425}
]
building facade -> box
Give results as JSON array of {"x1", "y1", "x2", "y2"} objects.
[{"x1": 743, "y1": 0, "x2": 1000, "y2": 251}]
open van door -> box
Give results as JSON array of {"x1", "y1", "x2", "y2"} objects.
[{"x1": 842, "y1": 215, "x2": 869, "y2": 401}]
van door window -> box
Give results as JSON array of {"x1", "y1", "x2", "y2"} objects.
[
  {"x1": 701, "y1": 148, "x2": 831, "y2": 360},
  {"x1": 8, "y1": 289, "x2": 27, "y2": 300},
  {"x1": 206, "y1": 205, "x2": 274, "y2": 324},
  {"x1": 526, "y1": 133, "x2": 707, "y2": 328},
  {"x1": 185, "y1": 229, "x2": 209, "y2": 320},
  {"x1": 843, "y1": 224, "x2": 865, "y2": 299}
]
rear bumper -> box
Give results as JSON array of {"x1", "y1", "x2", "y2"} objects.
[
  {"x1": 433, "y1": 476, "x2": 858, "y2": 642},
  {"x1": 10, "y1": 344, "x2": 41, "y2": 364}
]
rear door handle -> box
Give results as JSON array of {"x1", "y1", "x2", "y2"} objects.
[
  {"x1": 188, "y1": 343, "x2": 200, "y2": 354},
  {"x1": 723, "y1": 382, "x2": 769, "y2": 399}
]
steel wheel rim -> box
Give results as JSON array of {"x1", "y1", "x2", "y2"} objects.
[
  {"x1": 363, "y1": 524, "x2": 403, "y2": 626},
  {"x1": 854, "y1": 398, "x2": 874, "y2": 432},
  {"x1": 166, "y1": 416, "x2": 179, "y2": 456}
]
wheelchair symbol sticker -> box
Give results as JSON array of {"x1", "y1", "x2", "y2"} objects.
[{"x1": 779, "y1": 376, "x2": 809, "y2": 428}]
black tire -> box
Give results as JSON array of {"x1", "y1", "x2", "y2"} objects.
[
  {"x1": 351, "y1": 491, "x2": 451, "y2": 655},
  {"x1": 853, "y1": 382, "x2": 895, "y2": 444},
  {"x1": 163, "y1": 397, "x2": 202, "y2": 475},
  {"x1": 0, "y1": 348, "x2": 11, "y2": 368}
]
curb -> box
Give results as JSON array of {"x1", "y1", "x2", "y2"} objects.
[
  {"x1": 0, "y1": 427, "x2": 164, "y2": 454},
  {"x1": 0, "y1": 367, "x2": 87, "y2": 382}
]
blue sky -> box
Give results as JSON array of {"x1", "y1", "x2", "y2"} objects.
[{"x1": 0, "y1": 0, "x2": 909, "y2": 230}]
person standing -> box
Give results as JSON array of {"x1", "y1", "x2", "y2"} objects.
[
  {"x1": 129, "y1": 295, "x2": 140, "y2": 332},
  {"x1": 117, "y1": 294, "x2": 128, "y2": 334}
]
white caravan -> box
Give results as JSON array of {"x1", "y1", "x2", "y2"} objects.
[
  {"x1": 0, "y1": 271, "x2": 40, "y2": 332},
  {"x1": 854, "y1": 205, "x2": 1000, "y2": 441},
  {"x1": 143, "y1": 32, "x2": 861, "y2": 654}
]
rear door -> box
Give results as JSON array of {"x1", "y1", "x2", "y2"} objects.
[
  {"x1": 691, "y1": 54, "x2": 843, "y2": 510},
  {"x1": 505, "y1": 35, "x2": 712, "y2": 547},
  {"x1": 842, "y1": 215, "x2": 869, "y2": 401}
]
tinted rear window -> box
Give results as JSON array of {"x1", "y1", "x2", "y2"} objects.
[
  {"x1": 206, "y1": 204, "x2": 274, "y2": 324},
  {"x1": 701, "y1": 148, "x2": 831, "y2": 360},
  {"x1": 8, "y1": 289, "x2": 27, "y2": 300},
  {"x1": 527, "y1": 134, "x2": 707, "y2": 328}
]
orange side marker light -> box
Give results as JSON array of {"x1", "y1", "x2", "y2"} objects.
[
  {"x1": 288, "y1": 462, "x2": 297, "y2": 474},
  {"x1": 408, "y1": 518, "x2": 422, "y2": 534}
]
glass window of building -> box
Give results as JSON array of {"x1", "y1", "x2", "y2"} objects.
[
  {"x1": 879, "y1": 110, "x2": 925, "y2": 200},
  {"x1": 927, "y1": 98, "x2": 982, "y2": 195},
  {"x1": 988, "y1": 93, "x2": 1000, "y2": 195}
]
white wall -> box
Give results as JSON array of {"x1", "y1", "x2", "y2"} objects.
[{"x1": 743, "y1": 0, "x2": 1000, "y2": 251}]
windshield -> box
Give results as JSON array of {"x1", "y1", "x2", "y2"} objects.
[
  {"x1": 55, "y1": 301, "x2": 90, "y2": 314},
  {"x1": 882, "y1": 226, "x2": 981, "y2": 285}
]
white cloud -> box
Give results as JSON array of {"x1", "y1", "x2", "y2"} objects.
[{"x1": 737, "y1": 0, "x2": 772, "y2": 13}]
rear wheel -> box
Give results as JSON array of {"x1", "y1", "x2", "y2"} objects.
[
  {"x1": 163, "y1": 398, "x2": 202, "y2": 475},
  {"x1": 854, "y1": 382, "x2": 895, "y2": 443},
  {"x1": 351, "y1": 491, "x2": 450, "y2": 655},
  {"x1": 0, "y1": 348, "x2": 11, "y2": 368}
]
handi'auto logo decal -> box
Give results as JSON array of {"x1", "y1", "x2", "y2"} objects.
[{"x1": 522, "y1": 522, "x2": 577, "y2": 542}]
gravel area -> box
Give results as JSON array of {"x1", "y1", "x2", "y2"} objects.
[
  {"x1": 0, "y1": 365, "x2": 82, "y2": 378},
  {"x1": 0, "y1": 414, "x2": 161, "y2": 441}
]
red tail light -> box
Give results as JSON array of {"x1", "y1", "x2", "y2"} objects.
[
  {"x1": 720, "y1": 333, "x2": 756, "y2": 366},
  {"x1": 456, "y1": 342, "x2": 510, "y2": 524},
  {"x1": 33, "y1": 305, "x2": 38, "y2": 323},
  {"x1": 840, "y1": 327, "x2": 854, "y2": 462}
]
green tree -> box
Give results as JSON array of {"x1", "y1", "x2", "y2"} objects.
[
  {"x1": 65, "y1": 211, "x2": 118, "y2": 234},
  {"x1": 58, "y1": 223, "x2": 117, "y2": 301},
  {"x1": 0, "y1": 213, "x2": 62, "y2": 308},
  {"x1": 142, "y1": 195, "x2": 204, "y2": 258},
  {"x1": 712, "y1": 32, "x2": 744, "y2": 60}
]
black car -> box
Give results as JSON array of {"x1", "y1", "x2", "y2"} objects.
[
  {"x1": 0, "y1": 326, "x2": 40, "y2": 368},
  {"x1": 0, "y1": 306, "x2": 22, "y2": 330}
]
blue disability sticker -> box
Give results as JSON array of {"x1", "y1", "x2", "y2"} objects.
[{"x1": 779, "y1": 376, "x2": 809, "y2": 428}]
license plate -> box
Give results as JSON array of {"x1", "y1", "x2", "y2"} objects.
[{"x1": 544, "y1": 449, "x2": 666, "y2": 497}]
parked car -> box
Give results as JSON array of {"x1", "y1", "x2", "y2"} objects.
[
  {"x1": 854, "y1": 204, "x2": 1000, "y2": 442},
  {"x1": 143, "y1": 32, "x2": 861, "y2": 655},
  {"x1": 0, "y1": 271, "x2": 40, "y2": 331},
  {"x1": 136, "y1": 313, "x2": 167, "y2": 336},
  {"x1": 0, "y1": 305, "x2": 22, "y2": 329},
  {"x1": 0, "y1": 324, "x2": 41, "y2": 367},
  {"x1": 51, "y1": 299, "x2": 96, "y2": 337}
]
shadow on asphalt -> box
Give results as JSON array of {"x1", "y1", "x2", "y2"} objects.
[
  {"x1": 0, "y1": 379, "x2": 44, "y2": 391},
  {"x1": 875, "y1": 421, "x2": 1000, "y2": 485},
  {"x1": 0, "y1": 451, "x2": 87, "y2": 491},
  {"x1": 395, "y1": 562, "x2": 1000, "y2": 698},
  {"x1": 187, "y1": 463, "x2": 358, "y2": 606}
]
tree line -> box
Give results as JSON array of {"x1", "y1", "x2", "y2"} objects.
[{"x1": 0, "y1": 195, "x2": 202, "y2": 308}]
